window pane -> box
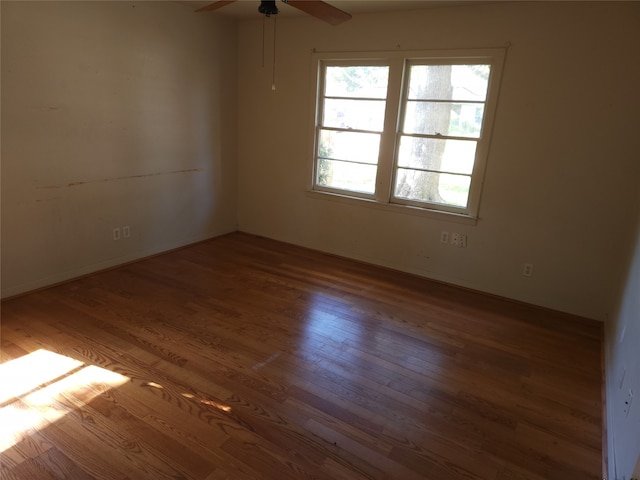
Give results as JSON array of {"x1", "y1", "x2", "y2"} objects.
[
  {"x1": 394, "y1": 169, "x2": 470, "y2": 207},
  {"x1": 317, "y1": 159, "x2": 377, "y2": 194},
  {"x1": 323, "y1": 98, "x2": 386, "y2": 131},
  {"x1": 397, "y1": 137, "x2": 477, "y2": 174},
  {"x1": 319, "y1": 129, "x2": 380, "y2": 165},
  {"x1": 325, "y1": 66, "x2": 389, "y2": 99},
  {"x1": 403, "y1": 101, "x2": 484, "y2": 138},
  {"x1": 408, "y1": 64, "x2": 490, "y2": 101}
]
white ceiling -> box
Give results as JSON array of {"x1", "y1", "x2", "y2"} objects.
[{"x1": 178, "y1": 1, "x2": 488, "y2": 20}]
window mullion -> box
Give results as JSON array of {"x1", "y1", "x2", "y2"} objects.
[{"x1": 375, "y1": 58, "x2": 404, "y2": 203}]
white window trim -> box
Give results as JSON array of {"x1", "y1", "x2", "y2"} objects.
[{"x1": 306, "y1": 48, "x2": 505, "y2": 223}]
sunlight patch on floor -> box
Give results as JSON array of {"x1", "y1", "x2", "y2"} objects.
[
  {"x1": 0, "y1": 349, "x2": 83, "y2": 405},
  {"x1": 0, "y1": 349, "x2": 129, "y2": 453}
]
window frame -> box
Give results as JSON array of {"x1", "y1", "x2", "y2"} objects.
[
  {"x1": 313, "y1": 58, "x2": 392, "y2": 200},
  {"x1": 307, "y1": 48, "x2": 505, "y2": 222}
]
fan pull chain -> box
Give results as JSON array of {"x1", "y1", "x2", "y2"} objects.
[
  {"x1": 261, "y1": 15, "x2": 266, "y2": 68},
  {"x1": 272, "y1": 15, "x2": 277, "y2": 91}
]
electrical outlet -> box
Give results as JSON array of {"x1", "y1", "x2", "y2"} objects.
[
  {"x1": 451, "y1": 233, "x2": 467, "y2": 248},
  {"x1": 440, "y1": 231, "x2": 449, "y2": 244},
  {"x1": 113, "y1": 227, "x2": 121, "y2": 241},
  {"x1": 523, "y1": 263, "x2": 534, "y2": 277},
  {"x1": 123, "y1": 225, "x2": 131, "y2": 238},
  {"x1": 625, "y1": 388, "x2": 634, "y2": 417}
]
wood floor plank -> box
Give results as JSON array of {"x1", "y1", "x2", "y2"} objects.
[
  {"x1": 0, "y1": 232, "x2": 602, "y2": 479},
  {"x1": 30, "y1": 447, "x2": 96, "y2": 480},
  {"x1": 0, "y1": 458, "x2": 61, "y2": 480},
  {"x1": 0, "y1": 432, "x2": 55, "y2": 471}
]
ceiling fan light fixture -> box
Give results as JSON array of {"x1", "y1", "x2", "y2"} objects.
[{"x1": 258, "y1": 0, "x2": 279, "y2": 17}]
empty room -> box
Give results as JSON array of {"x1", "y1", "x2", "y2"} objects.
[{"x1": 1, "y1": 1, "x2": 639, "y2": 479}]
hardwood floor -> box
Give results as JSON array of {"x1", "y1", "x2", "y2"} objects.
[{"x1": 0, "y1": 232, "x2": 603, "y2": 480}]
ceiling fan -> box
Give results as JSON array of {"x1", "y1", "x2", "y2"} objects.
[{"x1": 195, "y1": 0, "x2": 352, "y2": 26}]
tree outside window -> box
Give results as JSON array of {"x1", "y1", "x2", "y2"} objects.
[{"x1": 311, "y1": 49, "x2": 504, "y2": 219}]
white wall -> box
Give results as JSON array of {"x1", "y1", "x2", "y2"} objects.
[
  {"x1": 1, "y1": 1, "x2": 238, "y2": 297},
  {"x1": 236, "y1": 2, "x2": 640, "y2": 321},
  {"x1": 606, "y1": 202, "x2": 640, "y2": 480}
]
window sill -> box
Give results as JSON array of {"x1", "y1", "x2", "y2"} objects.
[{"x1": 304, "y1": 189, "x2": 479, "y2": 226}]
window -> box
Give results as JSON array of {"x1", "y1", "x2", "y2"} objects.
[{"x1": 310, "y1": 49, "x2": 505, "y2": 220}]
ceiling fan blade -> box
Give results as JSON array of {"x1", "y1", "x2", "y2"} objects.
[
  {"x1": 195, "y1": 1, "x2": 237, "y2": 13},
  {"x1": 283, "y1": 0, "x2": 351, "y2": 25}
]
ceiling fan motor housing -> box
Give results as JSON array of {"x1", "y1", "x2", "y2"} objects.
[{"x1": 258, "y1": 0, "x2": 279, "y2": 16}]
